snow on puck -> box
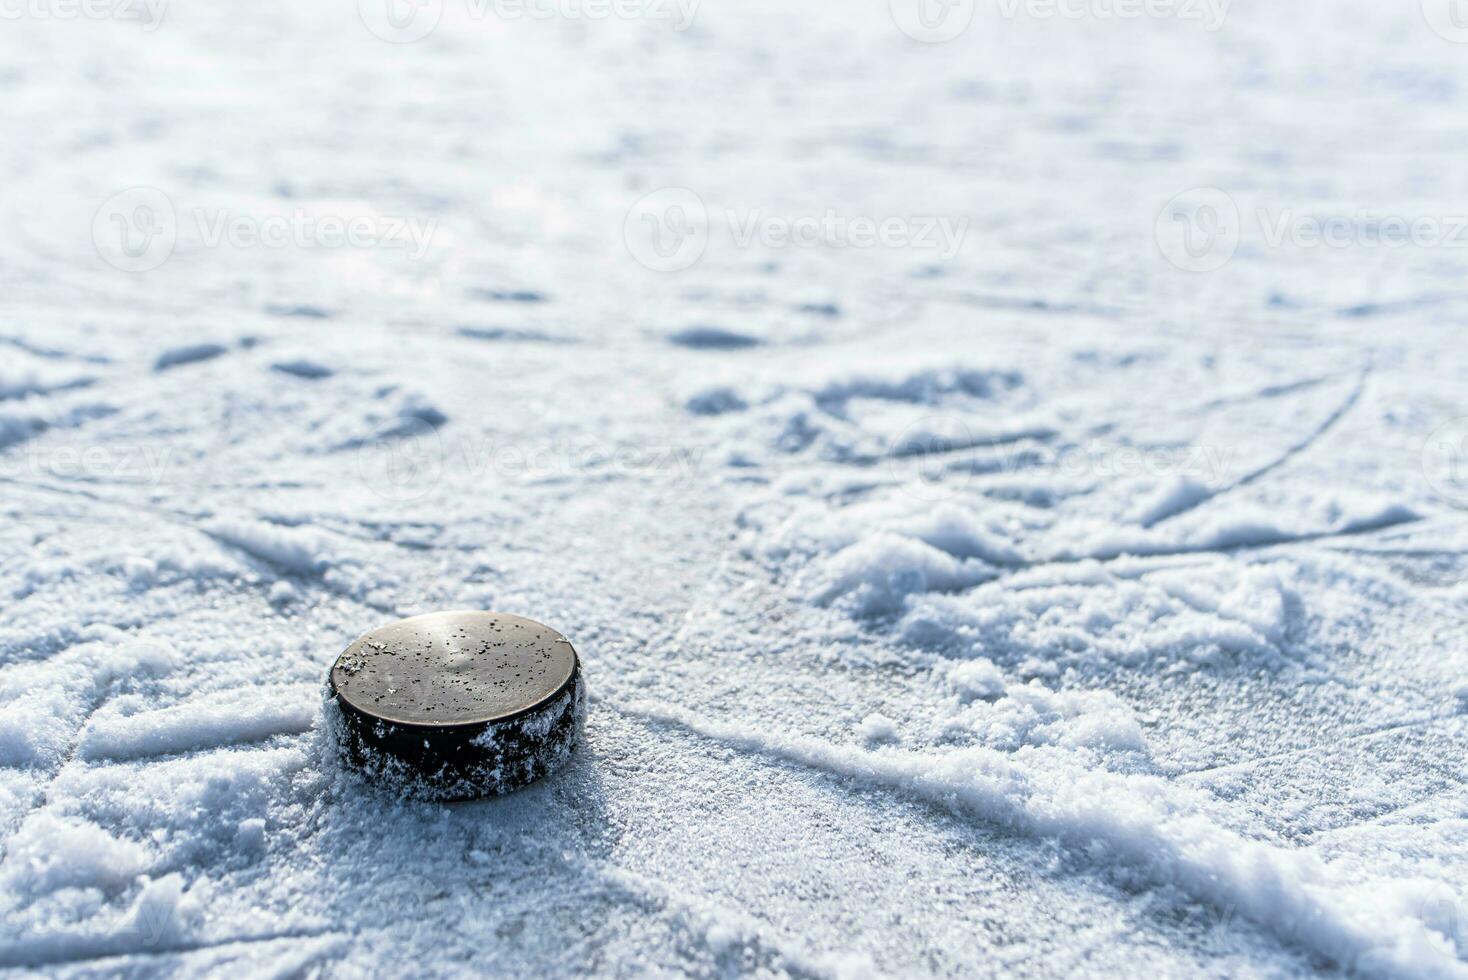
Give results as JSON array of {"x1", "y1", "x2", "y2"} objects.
[{"x1": 326, "y1": 611, "x2": 585, "y2": 800}]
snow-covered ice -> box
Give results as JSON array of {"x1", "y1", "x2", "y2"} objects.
[{"x1": 3, "y1": 0, "x2": 1468, "y2": 976}]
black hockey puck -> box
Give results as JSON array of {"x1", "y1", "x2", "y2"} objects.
[{"x1": 325, "y1": 611, "x2": 585, "y2": 800}]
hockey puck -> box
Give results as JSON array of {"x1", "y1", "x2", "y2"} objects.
[{"x1": 326, "y1": 611, "x2": 585, "y2": 800}]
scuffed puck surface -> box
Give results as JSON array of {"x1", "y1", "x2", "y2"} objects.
[{"x1": 326, "y1": 612, "x2": 584, "y2": 799}]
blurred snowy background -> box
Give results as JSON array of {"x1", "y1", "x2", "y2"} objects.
[{"x1": 3, "y1": 0, "x2": 1468, "y2": 975}]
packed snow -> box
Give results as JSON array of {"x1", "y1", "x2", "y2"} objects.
[{"x1": 2, "y1": 0, "x2": 1468, "y2": 976}]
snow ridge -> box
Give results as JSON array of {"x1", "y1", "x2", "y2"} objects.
[{"x1": 626, "y1": 701, "x2": 1468, "y2": 979}]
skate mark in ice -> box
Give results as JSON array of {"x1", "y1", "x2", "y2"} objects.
[
  {"x1": 0, "y1": 925, "x2": 347, "y2": 972},
  {"x1": 940, "y1": 289, "x2": 1129, "y2": 319},
  {"x1": 1175, "y1": 712, "x2": 1455, "y2": 780},
  {"x1": 270, "y1": 359, "x2": 335, "y2": 380},
  {"x1": 595, "y1": 862, "x2": 875, "y2": 978},
  {"x1": 88, "y1": 932, "x2": 353, "y2": 978},
  {"x1": 1143, "y1": 365, "x2": 1371, "y2": 529},
  {"x1": 153, "y1": 343, "x2": 228, "y2": 372},
  {"x1": 761, "y1": 478, "x2": 1421, "y2": 633},
  {"x1": 0, "y1": 336, "x2": 112, "y2": 364},
  {"x1": 1336, "y1": 293, "x2": 1463, "y2": 319},
  {"x1": 617, "y1": 701, "x2": 1467, "y2": 979},
  {"x1": 1085, "y1": 496, "x2": 1419, "y2": 561},
  {"x1": 468, "y1": 288, "x2": 549, "y2": 304},
  {"x1": 302, "y1": 516, "x2": 457, "y2": 554},
  {"x1": 0, "y1": 476, "x2": 213, "y2": 540},
  {"x1": 0, "y1": 371, "x2": 96, "y2": 401},
  {"x1": 1306, "y1": 774, "x2": 1468, "y2": 841},
  {"x1": 794, "y1": 302, "x2": 841, "y2": 318},
  {"x1": 263, "y1": 304, "x2": 332, "y2": 320},
  {"x1": 457, "y1": 326, "x2": 572, "y2": 344},
  {"x1": 666, "y1": 326, "x2": 762, "y2": 350},
  {"x1": 1175, "y1": 716, "x2": 1468, "y2": 847},
  {"x1": 1190, "y1": 373, "x2": 1336, "y2": 413}
]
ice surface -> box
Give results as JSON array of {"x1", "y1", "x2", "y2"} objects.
[{"x1": 2, "y1": 0, "x2": 1468, "y2": 976}]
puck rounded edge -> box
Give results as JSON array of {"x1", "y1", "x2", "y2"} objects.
[{"x1": 324, "y1": 612, "x2": 587, "y2": 800}]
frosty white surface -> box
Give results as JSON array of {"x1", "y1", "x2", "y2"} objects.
[{"x1": 2, "y1": 0, "x2": 1468, "y2": 976}]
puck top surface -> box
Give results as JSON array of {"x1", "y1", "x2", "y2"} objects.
[{"x1": 330, "y1": 611, "x2": 577, "y2": 727}]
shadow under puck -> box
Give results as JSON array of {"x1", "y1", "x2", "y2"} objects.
[{"x1": 326, "y1": 611, "x2": 585, "y2": 800}]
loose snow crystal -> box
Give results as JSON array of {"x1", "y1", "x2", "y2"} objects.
[{"x1": 858, "y1": 713, "x2": 900, "y2": 745}]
